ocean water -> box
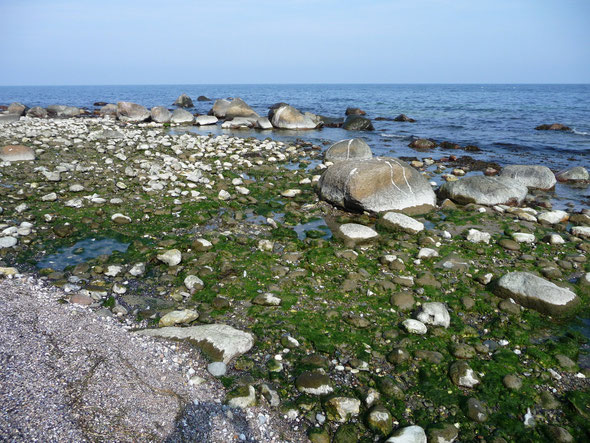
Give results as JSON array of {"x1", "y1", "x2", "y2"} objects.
[{"x1": 1, "y1": 84, "x2": 589, "y2": 205}]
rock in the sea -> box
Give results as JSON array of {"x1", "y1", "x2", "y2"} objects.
[
  {"x1": 255, "y1": 117, "x2": 273, "y2": 129},
  {"x1": 380, "y1": 212, "x2": 424, "y2": 234},
  {"x1": 556, "y1": 166, "x2": 589, "y2": 183},
  {"x1": 385, "y1": 425, "x2": 427, "y2": 443},
  {"x1": 394, "y1": 114, "x2": 416, "y2": 122},
  {"x1": 269, "y1": 104, "x2": 321, "y2": 129},
  {"x1": 439, "y1": 175, "x2": 528, "y2": 206},
  {"x1": 342, "y1": 115, "x2": 374, "y2": 131},
  {"x1": 173, "y1": 93, "x2": 193, "y2": 108},
  {"x1": 535, "y1": 123, "x2": 571, "y2": 131},
  {"x1": 195, "y1": 115, "x2": 218, "y2": 126},
  {"x1": 7, "y1": 102, "x2": 27, "y2": 115},
  {"x1": 337, "y1": 223, "x2": 379, "y2": 244},
  {"x1": 170, "y1": 108, "x2": 194, "y2": 124},
  {"x1": 0, "y1": 145, "x2": 35, "y2": 162},
  {"x1": 409, "y1": 139, "x2": 436, "y2": 150},
  {"x1": 197, "y1": 95, "x2": 211, "y2": 102},
  {"x1": 499, "y1": 165, "x2": 556, "y2": 190},
  {"x1": 151, "y1": 106, "x2": 172, "y2": 123},
  {"x1": 221, "y1": 117, "x2": 256, "y2": 129},
  {"x1": 319, "y1": 157, "x2": 436, "y2": 214},
  {"x1": 47, "y1": 105, "x2": 81, "y2": 118},
  {"x1": 136, "y1": 324, "x2": 254, "y2": 363},
  {"x1": 345, "y1": 107, "x2": 366, "y2": 116},
  {"x1": 416, "y1": 302, "x2": 450, "y2": 328},
  {"x1": 116, "y1": 102, "x2": 150, "y2": 122},
  {"x1": 159, "y1": 309, "x2": 199, "y2": 327},
  {"x1": 492, "y1": 272, "x2": 579, "y2": 316},
  {"x1": 324, "y1": 138, "x2": 372, "y2": 162},
  {"x1": 449, "y1": 361, "x2": 480, "y2": 388},
  {"x1": 26, "y1": 106, "x2": 47, "y2": 118},
  {"x1": 225, "y1": 98, "x2": 259, "y2": 119},
  {"x1": 209, "y1": 99, "x2": 231, "y2": 118}
]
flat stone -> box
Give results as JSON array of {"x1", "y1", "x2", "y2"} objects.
[
  {"x1": 0, "y1": 145, "x2": 35, "y2": 162},
  {"x1": 499, "y1": 164, "x2": 556, "y2": 190},
  {"x1": 159, "y1": 309, "x2": 199, "y2": 327},
  {"x1": 402, "y1": 319, "x2": 427, "y2": 334},
  {"x1": 385, "y1": 425, "x2": 427, "y2": 443},
  {"x1": 381, "y1": 212, "x2": 424, "y2": 234},
  {"x1": 439, "y1": 175, "x2": 528, "y2": 206},
  {"x1": 207, "y1": 361, "x2": 227, "y2": 377},
  {"x1": 492, "y1": 272, "x2": 579, "y2": 316},
  {"x1": 136, "y1": 324, "x2": 254, "y2": 364},
  {"x1": 337, "y1": 223, "x2": 379, "y2": 244}
]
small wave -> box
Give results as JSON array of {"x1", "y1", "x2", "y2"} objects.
[
  {"x1": 380, "y1": 133, "x2": 409, "y2": 139},
  {"x1": 573, "y1": 129, "x2": 590, "y2": 136}
]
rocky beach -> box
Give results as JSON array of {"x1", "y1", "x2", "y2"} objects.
[{"x1": 0, "y1": 96, "x2": 589, "y2": 442}]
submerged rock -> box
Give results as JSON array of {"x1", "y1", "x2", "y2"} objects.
[
  {"x1": 535, "y1": 123, "x2": 571, "y2": 131},
  {"x1": 342, "y1": 115, "x2": 374, "y2": 131},
  {"x1": 136, "y1": 324, "x2": 254, "y2": 363},
  {"x1": 439, "y1": 175, "x2": 528, "y2": 206},
  {"x1": 324, "y1": 138, "x2": 372, "y2": 162},
  {"x1": 173, "y1": 93, "x2": 193, "y2": 108},
  {"x1": 319, "y1": 157, "x2": 436, "y2": 214},
  {"x1": 409, "y1": 139, "x2": 436, "y2": 150},
  {"x1": 499, "y1": 164, "x2": 556, "y2": 190},
  {"x1": 394, "y1": 114, "x2": 416, "y2": 122},
  {"x1": 491, "y1": 272, "x2": 579, "y2": 316}
]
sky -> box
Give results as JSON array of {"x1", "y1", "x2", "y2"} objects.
[{"x1": 0, "y1": 0, "x2": 589, "y2": 85}]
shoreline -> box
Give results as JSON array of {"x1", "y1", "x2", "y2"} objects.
[{"x1": 0, "y1": 109, "x2": 589, "y2": 442}]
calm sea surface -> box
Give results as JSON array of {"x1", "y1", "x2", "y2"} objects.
[{"x1": 1, "y1": 84, "x2": 589, "y2": 205}]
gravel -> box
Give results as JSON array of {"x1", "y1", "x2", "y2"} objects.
[{"x1": 0, "y1": 275, "x2": 307, "y2": 442}]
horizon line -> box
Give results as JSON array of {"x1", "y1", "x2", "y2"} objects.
[{"x1": 1, "y1": 82, "x2": 590, "y2": 88}]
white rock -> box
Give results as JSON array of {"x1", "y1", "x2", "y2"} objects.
[
  {"x1": 157, "y1": 249, "x2": 182, "y2": 266},
  {"x1": 218, "y1": 189, "x2": 231, "y2": 200},
  {"x1": 129, "y1": 263, "x2": 145, "y2": 276},
  {"x1": 466, "y1": 229, "x2": 491, "y2": 244},
  {"x1": 159, "y1": 309, "x2": 199, "y2": 327},
  {"x1": 572, "y1": 226, "x2": 590, "y2": 239},
  {"x1": 512, "y1": 232, "x2": 535, "y2": 243},
  {"x1": 0, "y1": 236, "x2": 17, "y2": 248},
  {"x1": 416, "y1": 302, "x2": 450, "y2": 328},
  {"x1": 338, "y1": 223, "x2": 379, "y2": 243},
  {"x1": 184, "y1": 275, "x2": 204, "y2": 294},
  {"x1": 381, "y1": 212, "x2": 424, "y2": 234},
  {"x1": 402, "y1": 319, "x2": 427, "y2": 334},
  {"x1": 385, "y1": 425, "x2": 427, "y2": 443},
  {"x1": 281, "y1": 189, "x2": 301, "y2": 198},
  {"x1": 195, "y1": 115, "x2": 218, "y2": 126},
  {"x1": 417, "y1": 248, "x2": 438, "y2": 259},
  {"x1": 41, "y1": 192, "x2": 57, "y2": 202},
  {"x1": 538, "y1": 210, "x2": 568, "y2": 224}
]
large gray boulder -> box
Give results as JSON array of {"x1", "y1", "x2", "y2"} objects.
[
  {"x1": 135, "y1": 324, "x2": 254, "y2": 364},
  {"x1": 269, "y1": 104, "x2": 321, "y2": 129},
  {"x1": 173, "y1": 93, "x2": 193, "y2": 108},
  {"x1": 209, "y1": 99, "x2": 231, "y2": 118},
  {"x1": 7, "y1": 102, "x2": 27, "y2": 115},
  {"x1": 499, "y1": 165, "x2": 556, "y2": 190},
  {"x1": 116, "y1": 102, "x2": 150, "y2": 123},
  {"x1": 324, "y1": 138, "x2": 372, "y2": 162},
  {"x1": 150, "y1": 106, "x2": 172, "y2": 123},
  {"x1": 225, "y1": 98, "x2": 259, "y2": 119},
  {"x1": 47, "y1": 105, "x2": 81, "y2": 118},
  {"x1": 319, "y1": 157, "x2": 436, "y2": 214},
  {"x1": 439, "y1": 175, "x2": 528, "y2": 206},
  {"x1": 492, "y1": 272, "x2": 579, "y2": 316},
  {"x1": 26, "y1": 106, "x2": 47, "y2": 118},
  {"x1": 342, "y1": 115, "x2": 374, "y2": 131},
  {"x1": 556, "y1": 166, "x2": 589, "y2": 183},
  {"x1": 170, "y1": 108, "x2": 194, "y2": 124}
]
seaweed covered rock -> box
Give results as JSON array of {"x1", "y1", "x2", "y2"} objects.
[
  {"x1": 319, "y1": 157, "x2": 436, "y2": 214},
  {"x1": 342, "y1": 115, "x2": 374, "y2": 131}
]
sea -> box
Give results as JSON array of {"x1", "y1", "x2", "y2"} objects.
[{"x1": 1, "y1": 83, "x2": 589, "y2": 207}]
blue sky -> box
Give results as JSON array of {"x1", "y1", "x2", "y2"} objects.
[{"x1": 0, "y1": 0, "x2": 588, "y2": 85}]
